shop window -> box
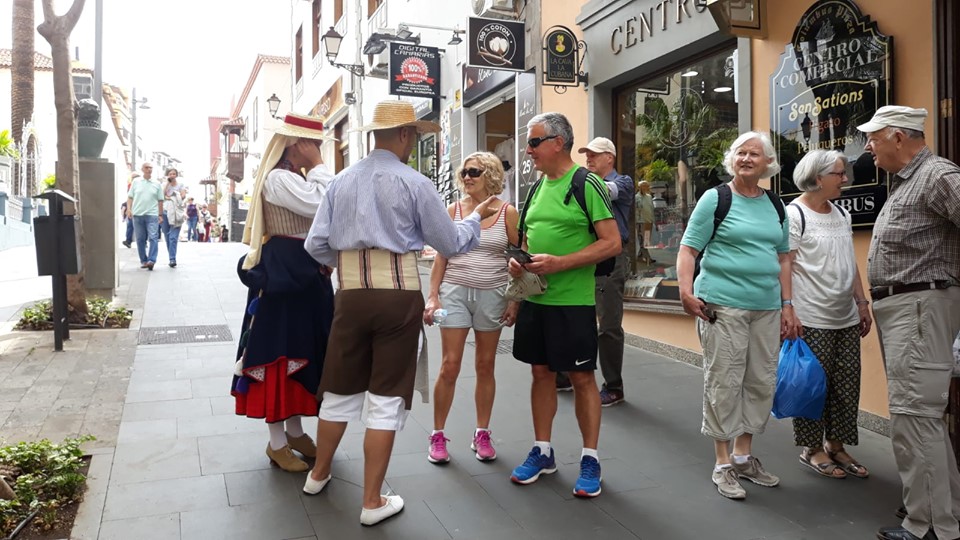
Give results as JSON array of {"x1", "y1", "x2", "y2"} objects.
[
  {"x1": 312, "y1": 0, "x2": 322, "y2": 58},
  {"x1": 295, "y1": 26, "x2": 304, "y2": 83},
  {"x1": 616, "y1": 46, "x2": 739, "y2": 303}
]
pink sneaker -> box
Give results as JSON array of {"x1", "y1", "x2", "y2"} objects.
[
  {"x1": 428, "y1": 431, "x2": 450, "y2": 464},
  {"x1": 471, "y1": 430, "x2": 497, "y2": 461}
]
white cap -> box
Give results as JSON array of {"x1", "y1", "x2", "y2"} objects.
[
  {"x1": 856, "y1": 105, "x2": 927, "y2": 133},
  {"x1": 577, "y1": 137, "x2": 616, "y2": 156}
]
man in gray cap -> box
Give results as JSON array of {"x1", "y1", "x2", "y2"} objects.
[
  {"x1": 557, "y1": 137, "x2": 633, "y2": 406},
  {"x1": 858, "y1": 105, "x2": 960, "y2": 540}
]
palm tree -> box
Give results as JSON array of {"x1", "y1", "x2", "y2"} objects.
[
  {"x1": 11, "y1": 0, "x2": 35, "y2": 197},
  {"x1": 38, "y1": 0, "x2": 88, "y2": 319}
]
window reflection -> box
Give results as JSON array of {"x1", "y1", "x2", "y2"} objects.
[{"x1": 618, "y1": 47, "x2": 739, "y2": 301}]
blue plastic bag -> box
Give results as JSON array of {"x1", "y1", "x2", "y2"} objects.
[{"x1": 771, "y1": 338, "x2": 827, "y2": 420}]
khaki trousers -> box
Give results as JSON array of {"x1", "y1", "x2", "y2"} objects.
[
  {"x1": 873, "y1": 286, "x2": 960, "y2": 540},
  {"x1": 697, "y1": 306, "x2": 780, "y2": 440}
]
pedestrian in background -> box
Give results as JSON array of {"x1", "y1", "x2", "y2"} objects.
[
  {"x1": 185, "y1": 197, "x2": 199, "y2": 242},
  {"x1": 508, "y1": 112, "x2": 620, "y2": 498},
  {"x1": 160, "y1": 168, "x2": 186, "y2": 267},
  {"x1": 200, "y1": 204, "x2": 213, "y2": 242},
  {"x1": 126, "y1": 163, "x2": 164, "y2": 270},
  {"x1": 787, "y1": 149, "x2": 872, "y2": 481},
  {"x1": 858, "y1": 105, "x2": 960, "y2": 540},
  {"x1": 423, "y1": 151, "x2": 520, "y2": 465},
  {"x1": 677, "y1": 131, "x2": 797, "y2": 501}
]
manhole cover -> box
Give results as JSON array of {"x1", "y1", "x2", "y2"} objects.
[
  {"x1": 467, "y1": 339, "x2": 513, "y2": 355},
  {"x1": 139, "y1": 325, "x2": 233, "y2": 345}
]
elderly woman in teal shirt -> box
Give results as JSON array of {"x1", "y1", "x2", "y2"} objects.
[{"x1": 676, "y1": 131, "x2": 801, "y2": 502}]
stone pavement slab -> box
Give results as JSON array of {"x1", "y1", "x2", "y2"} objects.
[{"x1": 62, "y1": 242, "x2": 905, "y2": 540}]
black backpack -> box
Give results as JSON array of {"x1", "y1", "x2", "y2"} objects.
[
  {"x1": 518, "y1": 167, "x2": 616, "y2": 277},
  {"x1": 693, "y1": 183, "x2": 786, "y2": 279}
]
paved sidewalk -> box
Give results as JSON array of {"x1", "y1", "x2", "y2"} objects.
[{"x1": 64, "y1": 241, "x2": 903, "y2": 540}]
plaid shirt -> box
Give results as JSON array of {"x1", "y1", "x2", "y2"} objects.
[{"x1": 867, "y1": 146, "x2": 960, "y2": 287}]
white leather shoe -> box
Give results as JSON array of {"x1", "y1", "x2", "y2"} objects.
[
  {"x1": 302, "y1": 472, "x2": 332, "y2": 495},
  {"x1": 359, "y1": 495, "x2": 404, "y2": 526}
]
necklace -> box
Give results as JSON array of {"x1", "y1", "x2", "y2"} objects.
[{"x1": 730, "y1": 181, "x2": 764, "y2": 198}]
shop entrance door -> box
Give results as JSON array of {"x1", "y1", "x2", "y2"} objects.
[{"x1": 936, "y1": 0, "x2": 960, "y2": 470}]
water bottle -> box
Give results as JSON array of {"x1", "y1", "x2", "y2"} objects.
[{"x1": 433, "y1": 309, "x2": 448, "y2": 325}]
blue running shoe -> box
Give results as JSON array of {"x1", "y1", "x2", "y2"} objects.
[
  {"x1": 573, "y1": 456, "x2": 602, "y2": 497},
  {"x1": 510, "y1": 446, "x2": 557, "y2": 484}
]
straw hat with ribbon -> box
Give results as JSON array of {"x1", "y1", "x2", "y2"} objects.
[
  {"x1": 242, "y1": 113, "x2": 332, "y2": 270},
  {"x1": 359, "y1": 100, "x2": 441, "y2": 133}
]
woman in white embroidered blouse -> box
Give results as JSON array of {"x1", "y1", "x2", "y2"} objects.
[
  {"x1": 422, "y1": 151, "x2": 520, "y2": 465},
  {"x1": 788, "y1": 149, "x2": 873, "y2": 480}
]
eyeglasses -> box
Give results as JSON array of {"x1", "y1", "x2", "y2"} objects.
[
  {"x1": 824, "y1": 171, "x2": 847, "y2": 177},
  {"x1": 527, "y1": 135, "x2": 559, "y2": 148},
  {"x1": 460, "y1": 168, "x2": 484, "y2": 178}
]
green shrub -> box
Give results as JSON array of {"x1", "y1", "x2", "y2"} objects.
[
  {"x1": 0, "y1": 435, "x2": 94, "y2": 535},
  {"x1": 15, "y1": 298, "x2": 132, "y2": 330}
]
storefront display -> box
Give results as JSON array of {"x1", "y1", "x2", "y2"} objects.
[{"x1": 616, "y1": 47, "x2": 739, "y2": 301}]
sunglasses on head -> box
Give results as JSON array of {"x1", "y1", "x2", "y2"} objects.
[
  {"x1": 460, "y1": 168, "x2": 484, "y2": 178},
  {"x1": 527, "y1": 135, "x2": 558, "y2": 148}
]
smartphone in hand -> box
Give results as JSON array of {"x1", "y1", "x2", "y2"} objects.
[{"x1": 504, "y1": 246, "x2": 533, "y2": 264}]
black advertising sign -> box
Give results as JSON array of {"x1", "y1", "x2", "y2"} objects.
[
  {"x1": 515, "y1": 70, "x2": 538, "y2": 209},
  {"x1": 542, "y1": 26, "x2": 580, "y2": 86},
  {"x1": 389, "y1": 43, "x2": 441, "y2": 99},
  {"x1": 468, "y1": 17, "x2": 525, "y2": 72},
  {"x1": 462, "y1": 65, "x2": 514, "y2": 108},
  {"x1": 770, "y1": 0, "x2": 892, "y2": 227}
]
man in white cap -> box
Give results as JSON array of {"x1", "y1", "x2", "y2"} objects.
[
  {"x1": 857, "y1": 105, "x2": 960, "y2": 540},
  {"x1": 554, "y1": 137, "x2": 633, "y2": 407},
  {"x1": 302, "y1": 100, "x2": 499, "y2": 526}
]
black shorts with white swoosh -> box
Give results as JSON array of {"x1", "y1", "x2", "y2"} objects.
[{"x1": 512, "y1": 301, "x2": 598, "y2": 372}]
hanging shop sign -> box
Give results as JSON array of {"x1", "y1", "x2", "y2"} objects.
[
  {"x1": 309, "y1": 77, "x2": 343, "y2": 123},
  {"x1": 462, "y1": 65, "x2": 514, "y2": 108},
  {"x1": 468, "y1": 17, "x2": 526, "y2": 72},
  {"x1": 389, "y1": 43, "x2": 441, "y2": 99},
  {"x1": 769, "y1": 0, "x2": 892, "y2": 227},
  {"x1": 542, "y1": 25, "x2": 587, "y2": 91}
]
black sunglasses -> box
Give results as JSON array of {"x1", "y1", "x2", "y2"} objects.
[
  {"x1": 527, "y1": 135, "x2": 559, "y2": 148},
  {"x1": 460, "y1": 168, "x2": 484, "y2": 178}
]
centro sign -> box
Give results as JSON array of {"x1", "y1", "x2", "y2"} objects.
[{"x1": 609, "y1": 0, "x2": 707, "y2": 55}]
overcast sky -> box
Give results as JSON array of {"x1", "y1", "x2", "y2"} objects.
[{"x1": 1, "y1": 0, "x2": 291, "y2": 181}]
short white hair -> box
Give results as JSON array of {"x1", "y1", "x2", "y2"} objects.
[
  {"x1": 723, "y1": 131, "x2": 781, "y2": 179},
  {"x1": 793, "y1": 150, "x2": 848, "y2": 192}
]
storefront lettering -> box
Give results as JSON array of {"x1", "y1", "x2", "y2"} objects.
[
  {"x1": 787, "y1": 89, "x2": 865, "y2": 121},
  {"x1": 834, "y1": 195, "x2": 876, "y2": 214},
  {"x1": 610, "y1": 0, "x2": 696, "y2": 55}
]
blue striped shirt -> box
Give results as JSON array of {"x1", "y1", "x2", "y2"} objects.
[{"x1": 305, "y1": 149, "x2": 482, "y2": 267}]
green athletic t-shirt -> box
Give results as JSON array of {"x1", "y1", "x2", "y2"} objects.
[
  {"x1": 680, "y1": 188, "x2": 790, "y2": 311},
  {"x1": 523, "y1": 167, "x2": 614, "y2": 306}
]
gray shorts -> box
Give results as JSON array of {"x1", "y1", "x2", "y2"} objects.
[{"x1": 439, "y1": 282, "x2": 507, "y2": 331}]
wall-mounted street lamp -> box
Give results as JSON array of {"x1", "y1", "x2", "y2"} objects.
[
  {"x1": 266, "y1": 93, "x2": 281, "y2": 119},
  {"x1": 237, "y1": 132, "x2": 262, "y2": 160},
  {"x1": 322, "y1": 27, "x2": 365, "y2": 77},
  {"x1": 801, "y1": 113, "x2": 813, "y2": 146}
]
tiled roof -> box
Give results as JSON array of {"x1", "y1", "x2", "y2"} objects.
[
  {"x1": 231, "y1": 54, "x2": 291, "y2": 118},
  {"x1": 0, "y1": 49, "x2": 93, "y2": 73}
]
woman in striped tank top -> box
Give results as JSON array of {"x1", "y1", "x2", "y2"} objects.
[{"x1": 423, "y1": 151, "x2": 520, "y2": 464}]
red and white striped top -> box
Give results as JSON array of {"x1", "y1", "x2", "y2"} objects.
[{"x1": 442, "y1": 202, "x2": 510, "y2": 290}]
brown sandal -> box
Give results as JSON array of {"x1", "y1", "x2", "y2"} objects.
[
  {"x1": 799, "y1": 448, "x2": 846, "y2": 479},
  {"x1": 825, "y1": 446, "x2": 869, "y2": 478}
]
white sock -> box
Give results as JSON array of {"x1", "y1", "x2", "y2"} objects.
[
  {"x1": 268, "y1": 422, "x2": 287, "y2": 450},
  {"x1": 581, "y1": 448, "x2": 598, "y2": 460},
  {"x1": 285, "y1": 417, "x2": 304, "y2": 438},
  {"x1": 714, "y1": 464, "x2": 732, "y2": 473},
  {"x1": 732, "y1": 454, "x2": 750, "y2": 465},
  {"x1": 534, "y1": 441, "x2": 551, "y2": 455},
  {"x1": 432, "y1": 429, "x2": 444, "y2": 436},
  {"x1": 475, "y1": 428, "x2": 490, "y2": 436}
]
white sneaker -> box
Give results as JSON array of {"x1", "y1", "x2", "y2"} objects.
[
  {"x1": 302, "y1": 472, "x2": 332, "y2": 495},
  {"x1": 360, "y1": 494, "x2": 404, "y2": 526}
]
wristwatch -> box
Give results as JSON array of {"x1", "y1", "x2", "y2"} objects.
[{"x1": 781, "y1": 299, "x2": 793, "y2": 307}]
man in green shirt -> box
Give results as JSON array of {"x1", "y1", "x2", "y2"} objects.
[
  {"x1": 508, "y1": 112, "x2": 621, "y2": 498},
  {"x1": 126, "y1": 163, "x2": 164, "y2": 270}
]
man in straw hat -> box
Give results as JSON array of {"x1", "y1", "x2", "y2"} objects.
[
  {"x1": 857, "y1": 105, "x2": 960, "y2": 540},
  {"x1": 303, "y1": 100, "x2": 500, "y2": 526},
  {"x1": 231, "y1": 113, "x2": 336, "y2": 474}
]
